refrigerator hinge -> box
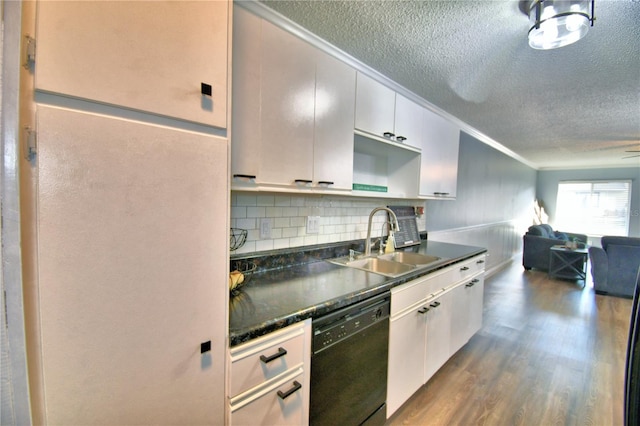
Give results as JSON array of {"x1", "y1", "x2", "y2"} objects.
[
  {"x1": 24, "y1": 126, "x2": 37, "y2": 161},
  {"x1": 23, "y1": 35, "x2": 36, "y2": 69}
]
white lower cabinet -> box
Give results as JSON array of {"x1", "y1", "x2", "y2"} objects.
[
  {"x1": 387, "y1": 255, "x2": 485, "y2": 418},
  {"x1": 231, "y1": 368, "x2": 306, "y2": 426},
  {"x1": 229, "y1": 320, "x2": 311, "y2": 426},
  {"x1": 450, "y1": 275, "x2": 485, "y2": 354},
  {"x1": 387, "y1": 299, "x2": 428, "y2": 415},
  {"x1": 423, "y1": 290, "x2": 454, "y2": 383}
]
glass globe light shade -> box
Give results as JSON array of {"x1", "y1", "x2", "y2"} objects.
[{"x1": 528, "y1": 0, "x2": 591, "y2": 50}]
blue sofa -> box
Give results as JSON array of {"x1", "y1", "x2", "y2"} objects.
[
  {"x1": 523, "y1": 224, "x2": 588, "y2": 272},
  {"x1": 589, "y1": 236, "x2": 640, "y2": 298}
]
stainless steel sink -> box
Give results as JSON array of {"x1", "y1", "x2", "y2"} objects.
[
  {"x1": 345, "y1": 257, "x2": 416, "y2": 277},
  {"x1": 378, "y1": 252, "x2": 441, "y2": 266},
  {"x1": 328, "y1": 251, "x2": 442, "y2": 278}
]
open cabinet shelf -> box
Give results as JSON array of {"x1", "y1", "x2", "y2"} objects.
[{"x1": 352, "y1": 132, "x2": 420, "y2": 199}]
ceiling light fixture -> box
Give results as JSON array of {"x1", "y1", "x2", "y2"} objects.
[{"x1": 528, "y1": 0, "x2": 595, "y2": 50}]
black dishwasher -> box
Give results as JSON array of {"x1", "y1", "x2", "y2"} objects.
[{"x1": 310, "y1": 292, "x2": 390, "y2": 426}]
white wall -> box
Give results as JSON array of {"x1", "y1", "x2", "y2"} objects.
[{"x1": 426, "y1": 132, "x2": 537, "y2": 273}]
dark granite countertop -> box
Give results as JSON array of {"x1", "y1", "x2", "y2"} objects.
[{"x1": 229, "y1": 240, "x2": 486, "y2": 346}]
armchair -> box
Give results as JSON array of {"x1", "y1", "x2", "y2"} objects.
[
  {"x1": 523, "y1": 224, "x2": 588, "y2": 272},
  {"x1": 589, "y1": 236, "x2": 640, "y2": 298}
]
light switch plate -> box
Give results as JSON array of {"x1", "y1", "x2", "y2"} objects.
[{"x1": 306, "y1": 216, "x2": 320, "y2": 234}]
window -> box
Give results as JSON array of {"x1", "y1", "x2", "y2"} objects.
[{"x1": 555, "y1": 180, "x2": 632, "y2": 237}]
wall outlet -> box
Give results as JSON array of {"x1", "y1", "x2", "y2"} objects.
[
  {"x1": 306, "y1": 216, "x2": 320, "y2": 234},
  {"x1": 259, "y1": 218, "x2": 272, "y2": 239}
]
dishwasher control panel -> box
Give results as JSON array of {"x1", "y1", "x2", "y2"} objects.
[{"x1": 312, "y1": 293, "x2": 390, "y2": 353}]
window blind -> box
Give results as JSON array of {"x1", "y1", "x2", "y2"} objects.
[{"x1": 555, "y1": 180, "x2": 632, "y2": 237}]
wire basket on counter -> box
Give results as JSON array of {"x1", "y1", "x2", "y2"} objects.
[
  {"x1": 230, "y1": 228, "x2": 247, "y2": 251},
  {"x1": 229, "y1": 260, "x2": 256, "y2": 296}
]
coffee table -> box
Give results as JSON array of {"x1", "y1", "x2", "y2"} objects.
[{"x1": 549, "y1": 245, "x2": 589, "y2": 286}]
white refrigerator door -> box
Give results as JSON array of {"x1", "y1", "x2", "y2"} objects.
[{"x1": 36, "y1": 105, "x2": 227, "y2": 425}]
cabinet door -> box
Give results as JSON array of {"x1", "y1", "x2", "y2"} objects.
[
  {"x1": 394, "y1": 94, "x2": 424, "y2": 148},
  {"x1": 387, "y1": 304, "x2": 427, "y2": 417},
  {"x1": 449, "y1": 274, "x2": 484, "y2": 355},
  {"x1": 354, "y1": 72, "x2": 396, "y2": 138},
  {"x1": 36, "y1": 106, "x2": 227, "y2": 425},
  {"x1": 35, "y1": 1, "x2": 228, "y2": 128},
  {"x1": 449, "y1": 283, "x2": 470, "y2": 356},
  {"x1": 463, "y1": 276, "x2": 484, "y2": 343},
  {"x1": 259, "y1": 20, "x2": 315, "y2": 186},
  {"x1": 231, "y1": 6, "x2": 262, "y2": 182},
  {"x1": 419, "y1": 109, "x2": 460, "y2": 198},
  {"x1": 424, "y1": 291, "x2": 452, "y2": 383},
  {"x1": 313, "y1": 51, "x2": 356, "y2": 191}
]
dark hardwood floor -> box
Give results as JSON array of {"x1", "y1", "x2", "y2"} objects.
[{"x1": 387, "y1": 259, "x2": 632, "y2": 426}]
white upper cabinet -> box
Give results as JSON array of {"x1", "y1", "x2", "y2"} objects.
[
  {"x1": 313, "y1": 52, "x2": 356, "y2": 191},
  {"x1": 35, "y1": 1, "x2": 229, "y2": 128},
  {"x1": 259, "y1": 19, "x2": 316, "y2": 187},
  {"x1": 355, "y1": 74, "x2": 424, "y2": 147},
  {"x1": 352, "y1": 72, "x2": 422, "y2": 197},
  {"x1": 354, "y1": 72, "x2": 396, "y2": 139},
  {"x1": 231, "y1": 6, "x2": 462, "y2": 199},
  {"x1": 419, "y1": 109, "x2": 461, "y2": 199},
  {"x1": 232, "y1": 6, "x2": 356, "y2": 192},
  {"x1": 231, "y1": 7, "x2": 262, "y2": 180},
  {"x1": 394, "y1": 94, "x2": 424, "y2": 148}
]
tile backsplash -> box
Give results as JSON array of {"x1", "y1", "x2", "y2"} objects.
[{"x1": 230, "y1": 192, "x2": 426, "y2": 255}]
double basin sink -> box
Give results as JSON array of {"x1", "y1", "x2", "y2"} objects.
[{"x1": 328, "y1": 251, "x2": 442, "y2": 278}]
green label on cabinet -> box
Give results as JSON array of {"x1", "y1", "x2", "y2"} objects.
[{"x1": 352, "y1": 183, "x2": 388, "y2": 192}]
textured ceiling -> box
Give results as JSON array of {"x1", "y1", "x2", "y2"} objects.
[{"x1": 260, "y1": 0, "x2": 640, "y2": 170}]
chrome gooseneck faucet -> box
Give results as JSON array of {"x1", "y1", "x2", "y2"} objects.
[{"x1": 364, "y1": 207, "x2": 400, "y2": 257}]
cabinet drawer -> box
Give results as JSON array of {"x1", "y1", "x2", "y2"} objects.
[
  {"x1": 230, "y1": 323, "x2": 306, "y2": 398},
  {"x1": 230, "y1": 368, "x2": 305, "y2": 426},
  {"x1": 451, "y1": 255, "x2": 486, "y2": 284},
  {"x1": 391, "y1": 267, "x2": 451, "y2": 317}
]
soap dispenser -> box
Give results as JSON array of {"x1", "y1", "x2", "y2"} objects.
[{"x1": 385, "y1": 230, "x2": 395, "y2": 253}]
